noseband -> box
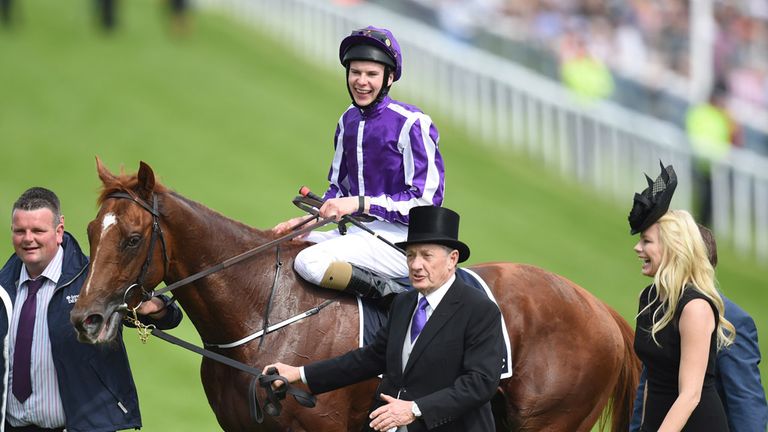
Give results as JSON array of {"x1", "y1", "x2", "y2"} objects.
[{"x1": 104, "y1": 192, "x2": 169, "y2": 310}]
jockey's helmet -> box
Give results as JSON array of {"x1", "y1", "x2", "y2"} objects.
[{"x1": 339, "y1": 26, "x2": 402, "y2": 82}]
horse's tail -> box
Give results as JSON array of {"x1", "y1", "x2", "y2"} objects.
[{"x1": 606, "y1": 306, "x2": 641, "y2": 432}]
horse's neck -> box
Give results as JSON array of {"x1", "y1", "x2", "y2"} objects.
[{"x1": 161, "y1": 193, "x2": 282, "y2": 343}]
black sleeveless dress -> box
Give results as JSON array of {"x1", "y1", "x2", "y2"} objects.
[{"x1": 634, "y1": 284, "x2": 729, "y2": 432}]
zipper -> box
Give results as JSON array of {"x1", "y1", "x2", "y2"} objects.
[{"x1": 54, "y1": 263, "x2": 88, "y2": 293}]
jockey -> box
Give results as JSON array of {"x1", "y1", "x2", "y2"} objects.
[{"x1": 273, "y1": 26, "x2": 445, "y2": 299}]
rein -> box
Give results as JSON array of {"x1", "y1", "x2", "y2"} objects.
[
  {"x1": 149, "y1": 327, "x2": 316, "y2": 422},
  {"x1": 103, "y1": 192, "x2": 335, "y2": 302},
  {"x1": 152, "y1": 215, "x2": 333, "y2": 298},
  {"x1": 102, "y1": 191, "x2": 336, "y2": 421}
]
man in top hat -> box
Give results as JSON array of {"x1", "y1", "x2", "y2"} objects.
[{"x1": 265, "y1": 206, "x2": 503, "y2": 432}]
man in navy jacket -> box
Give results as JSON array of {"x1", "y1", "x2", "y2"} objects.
[{"x1": 0, "y1": 187, "x2": 183, "y2": 432}]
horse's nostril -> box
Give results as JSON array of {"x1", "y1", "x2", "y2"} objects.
[{"x1": 84, "y1": 314, "x2": 104, "y2": 328}]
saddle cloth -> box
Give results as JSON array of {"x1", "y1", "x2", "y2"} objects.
[{"x1": 358, "y1": 268, "x2": 513, "y2": 378}]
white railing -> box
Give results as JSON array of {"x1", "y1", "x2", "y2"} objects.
[{"x1": 197, "y1": 0, "x2": 768, "y2": 265}]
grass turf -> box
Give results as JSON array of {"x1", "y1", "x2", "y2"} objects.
[{"x1": 1, "y1": 0, "x2": 765, "y2": 430}]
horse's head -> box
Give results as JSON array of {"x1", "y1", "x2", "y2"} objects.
[{"x1": 71, "y1": 158, "x2": 169, "y2": 344}]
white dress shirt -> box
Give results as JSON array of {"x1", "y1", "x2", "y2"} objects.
[
  {"x1": 7, "y1": 246, "x2": 66, "y2": 428},
  {"x1": 400, "y1": 274, "x2": 455, "y2": 371},
  {"x1": 394, "y1": 274, "x2": 456, "y2": 432}
]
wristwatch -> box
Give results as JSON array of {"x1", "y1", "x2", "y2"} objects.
[{"x1": 411, "y1": 402, "x2": 422, "y2": 418}]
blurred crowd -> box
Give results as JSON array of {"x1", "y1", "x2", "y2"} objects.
[
  {"x1": 499, "y1": 0, "x2": 766, "y2": 120},
  {"x1": 379, "y1": 0, "x2": 768, "y2": 153},
  {"x1": 0, "y1": 0, "x2": 192, "y2": 37},
  {"x1": 494, "y1": 0, "x2": 764, "y2": 100}
]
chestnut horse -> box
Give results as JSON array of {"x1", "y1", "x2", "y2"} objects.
[{"x1": 71, "y1": 160, "x2": 640, "y2": 432}]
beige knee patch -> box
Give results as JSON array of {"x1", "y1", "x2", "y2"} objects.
[{"x1": 320, "y1": 261, "x2": 353, "y2": 290}]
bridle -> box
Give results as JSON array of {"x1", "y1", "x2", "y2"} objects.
[
  {"x1": 102, "y1": 191, "x2": 340, "y2": 347},
  {"x1": 104, "y1": 192, "x2": 169, "y2": 311},
  {"x1": 99, "y1": 190, "x2": 324, "y2": 421}
]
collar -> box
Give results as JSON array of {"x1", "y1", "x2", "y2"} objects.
[
  {"x1": 419, "y1": 273, "x2": 456, "y2": 311},
  {"x1": 358, "y1": 95, "x2": 391, "y2": 119},
  {"x1": 20, "y1": 245, "x2": 64, "y2": 287}
]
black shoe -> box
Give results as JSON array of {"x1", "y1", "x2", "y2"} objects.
[{"x1": 346, "y1": 265, "x2": 407, "y2": 299}]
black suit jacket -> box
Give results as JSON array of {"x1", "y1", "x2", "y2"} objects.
[{"x1": 306, "y1": 277, "x2": 503, "y2": 431}]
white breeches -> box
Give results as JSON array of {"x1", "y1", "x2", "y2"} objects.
[{"x1": 294, "y1": 220, "x2": 409, "y2": 285}]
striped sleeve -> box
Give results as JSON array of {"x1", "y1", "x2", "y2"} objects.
[
  {"x1": 369, "y1": 108, "x2": 444, "y2": 224},
  {"x1": 323, "y1": 113, "x2": 349, "y2": 201}
]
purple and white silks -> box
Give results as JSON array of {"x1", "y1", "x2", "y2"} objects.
[{"x1": 322, "y1": 95, "x2": 444, "y2": 225}]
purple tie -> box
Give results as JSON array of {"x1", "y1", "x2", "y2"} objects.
[
  {"x1": 410, "y1": 297, "x2": 429, "y2": 343},
  {"x1": 13, "y1": 277, "x2": 44, "y2": 403}
]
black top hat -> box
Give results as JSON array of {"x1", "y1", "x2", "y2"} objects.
[
  {"x1": 396, "y1": 206, "x2": 470, "y2": 262},
  {"x1": 628, "y1": 161, "x2": 677, "y2": 235}
]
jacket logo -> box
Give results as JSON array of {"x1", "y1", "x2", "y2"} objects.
[{"x1": 66, "y1": 294, "x2": 79, "y2": 304}]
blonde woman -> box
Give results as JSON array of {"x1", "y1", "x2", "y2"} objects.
[{"x1": 628, "y1": 163, "x2": 734, "y2": 431}]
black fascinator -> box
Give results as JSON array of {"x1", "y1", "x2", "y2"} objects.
[{"x1": 628, "y1": 161, "x2": 677, "y2": 235}]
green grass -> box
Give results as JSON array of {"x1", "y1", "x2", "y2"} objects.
[{"x1": 1, "y1": 1, "x2": 766, "y2": 430}]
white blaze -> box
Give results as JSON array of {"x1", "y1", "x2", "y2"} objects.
[
  {"x1": 82, "y1": 213, "x2": 117, "y2": 295},
  {"x1": 101, "y1": 213, "x2": 117, "y2": 232}
]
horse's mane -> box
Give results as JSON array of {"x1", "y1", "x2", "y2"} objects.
[
  {"x1": 96, "y1": 167, "x2": 278, "y2": 241},
  {"x1": 97, "y1": 170, "x2": 169, "y2": 205}
]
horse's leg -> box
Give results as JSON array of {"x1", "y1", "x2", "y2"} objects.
[
  {"x1": 283, "y1": 382, "x2": 377, "y2": 431},
  {"x1": 271, "y1": 294, "x2": 379, "y2": 431},
  {"x1": 495, "y1": 312, "x2": 635, "y2": 432},
  {"x1": 194, "y1": 293, "x2": 378, "y2": 432},
  {"x1": 606, "y1": 307, "x2": 642, "y2": 432},
  {"x1": 491, "y1": 386, "x2": 520, "y2": 431},
  {"x1": 533, "y1": 311, "x2": 638, "y2": 432},
  {"x1": 201, "y1": 359, "x2": 362, "y2": 432},
  {"x1": 491, "y1": 387, "x2": 607, "y2": 431},
  {"x1": 495, "y1": 366, "x2": 617, "y2": 432},
  {"x1": 200, "y1": 360, "x2": 265, "y2": 432}
]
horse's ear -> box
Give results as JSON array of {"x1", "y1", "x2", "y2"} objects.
[
  {"x1": 96, "y1": 156, "x2": 117, "y2": 186},
  {"x1": 137, "y1": 161, "x2": 156, "y2": 199}
]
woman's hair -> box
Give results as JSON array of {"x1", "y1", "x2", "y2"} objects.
[{"x1": 643, "y1": 210, "x2": 735, "y2": 349}]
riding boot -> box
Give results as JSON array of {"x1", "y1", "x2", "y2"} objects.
[{"x1": 320, "y1": 262, "x2": 406, "y2": 299}]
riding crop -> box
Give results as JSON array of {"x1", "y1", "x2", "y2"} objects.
[{"x1": 293, "y1": 186, "x2": 406, "y2": 255}]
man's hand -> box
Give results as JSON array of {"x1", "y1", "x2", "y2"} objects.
[
  {"x1": 272, "y1": 215, "x2": 314, "y2": 236},
  {"x1": 369, "y1": 394, "x2": 416, "y2": 431},
  {"x1": 319, "y1": 197, "x2": 360, "y2": 221},
  {"x1": 134, "y1": 297, "x2": 167, "y2": 319},
  {"x1": 262, "y1": 363, "x2": 301, "y2": 389}
]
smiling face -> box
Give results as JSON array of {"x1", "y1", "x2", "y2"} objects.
[
  {"x1": 634, "y1": 222, "x2": 663, "y2": 277},
  {"x1": 347, "y1": 60, "x2": 393, "y2": 107},
  {"x1": 405, "y1": 243, "x2": 459, "y2": 295},
  {"x1": 12, "y1": 207, "x2": 64, "y2": 278}
]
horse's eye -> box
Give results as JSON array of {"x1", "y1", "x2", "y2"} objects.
[{"x1": 126, "y1": 235, "x2": 141, "y2": 248}]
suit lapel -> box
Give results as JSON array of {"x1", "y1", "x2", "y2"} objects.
[{"x1": 403, "y1": 280, "x2": 464, "y2": 375}]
